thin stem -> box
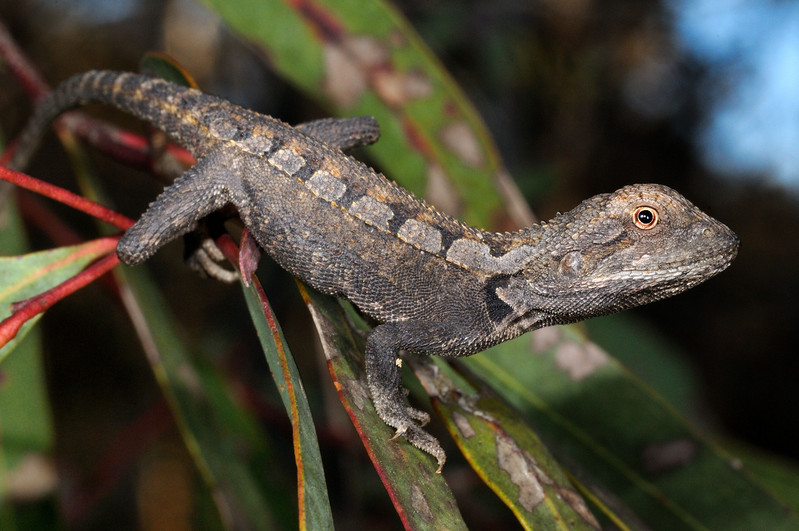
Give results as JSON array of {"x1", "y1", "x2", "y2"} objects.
[
  {"x1": 0, "y1": 247, "x2": 120, "y2": 347},
  {"x1": 0, "y1": 166, "x2": 134, "y2": 230}
]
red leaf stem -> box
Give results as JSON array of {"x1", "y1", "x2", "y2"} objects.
[
  {"x1": 0, "y1": 166, "x2": 134, "y2": 230},
  {"x1": 61, "y1": 113, "x2": 196, "y2": 170},
  {"x1": 0, "y1": 247, "x2": 120, "y2": 347},
  {"x1": 0, "y1": 17, "x2": 50, "y2": 101}
]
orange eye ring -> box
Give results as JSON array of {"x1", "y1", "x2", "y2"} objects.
[{"x1": 633, "y1": 206, "x2": 659, "y2": 230}]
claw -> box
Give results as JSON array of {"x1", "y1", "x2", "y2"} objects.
[
  {"x1": 402, "y1": 423, "x2": 447, "y2": 472},
  {"x1": 390, "y1": 426, "x2": 408, "y2": 440}
]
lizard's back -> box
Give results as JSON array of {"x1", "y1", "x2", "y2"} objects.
[
  {"x1": 7, "y1": 71, "x2": 498, "y2": 329},
  {"x1": 218, "y1": 103, "x2": 497, "y2": 329}
]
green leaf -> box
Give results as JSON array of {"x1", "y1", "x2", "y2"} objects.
[
  {"x1": 721, "y1": 440, "x2": 799, "y2": 515},
  {"x1": 412, "y1": 356, "x2": 600, "y2": 530},
  {"x1": 585, "y1": 314, "x2": 700, "y2": 415},
  {"x1": 464, "y1": 326, "x2": 799, "y2": 530},
  {"x1": 240, "y1": 276, "x2": 333, "y2": 530},
  {"x1": 0, "y1": 198, "x2": 57, "y2": 528},
  {"x1": 113, "y1": 264, "x2": 293, "y2": 530},
  {"x1": 139, "y1": 52, "x2": 200, "y2": 88},
  {"x1": 199, "y1": 0, "x2": 523, "y2": 228},
  {"x1": 0, "y1": 239, "x2": 110, "y2": 361}
]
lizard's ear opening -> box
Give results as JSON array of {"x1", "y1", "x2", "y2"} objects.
[
  {"x1": 632, "y1": 206, "x2": 659, "y2": 230},
  {"x1": 558, "y1": 250, "x2": 584, "y2": 277}
]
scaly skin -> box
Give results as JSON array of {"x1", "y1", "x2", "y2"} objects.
[{"x1": 8, "y1": 71, "x2": 740, "y2": 470}]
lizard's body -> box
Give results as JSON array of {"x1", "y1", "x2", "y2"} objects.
[{"x1": 9, "y1": 71, "x2": 739, "y2": 470}]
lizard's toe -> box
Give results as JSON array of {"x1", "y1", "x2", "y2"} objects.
[
  {"x1": 401, "y1": 423, "x2": 447, "y2": 472},
  {"x1": 406, "y1": 405, "x2": 431, "y2": 426},
  {"x1": 186, "y1": 238, "x2": 239, "y2": 283}
]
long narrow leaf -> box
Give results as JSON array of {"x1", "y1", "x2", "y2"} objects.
[
  {"x1": 200, "y1": 0, "x2": 529, "y2": 228},
  {"x1": 411, "y1": 356, "x2": 600, "y2": 530},
  {"x1": 299, "y1": 284, "x2": 468, "y2": 530},
  {"x1": 114, "y1": 265, "x2": 288, "y2": 530},
  {"x1": 464, "y1": 327, "x2": 799, "y2": 530},
  {"x1": 240, "y1": 274, "x2": 333, "y2": 530}
]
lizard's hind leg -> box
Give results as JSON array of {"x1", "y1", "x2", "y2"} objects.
[
  {"x1": 117, "y1": 152, "x2": 233, "y2": 266},
  {"x1": 365, "y1": 321, "x2": 454, "y2": 472}
]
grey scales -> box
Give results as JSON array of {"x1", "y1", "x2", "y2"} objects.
[{"x1": 9, "y1": 70, "x2": 739, "y2": 471}]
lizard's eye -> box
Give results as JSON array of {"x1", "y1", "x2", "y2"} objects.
[{"x1": 633, "y1": 206, "x2": 659, "y2": 230}]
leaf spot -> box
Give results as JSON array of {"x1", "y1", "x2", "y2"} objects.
[
  {"x1": 531, "y1": 327, "x2": 561, "y2": 353},
  {"x1": 554, "y1": 341, "x2": 609, "y2": 380},
  {"x1": 440, "y1": 121, "x2": 484, "y2": 167},
  {"x1": 410, "y1": 483, "x2": 435, "y2": 522},
  {"x1": 642, "y1": 438, "x2": 699, "y2": 474},
  {"x1": 339, "y1": 376, "x2": 369, "y2": 411},
  {"x1": 495, "y1": 433, "x2": 545, "y2": 511},
  {"x1": 452, "y1": 411, "x2": 475, "y2": 438}
]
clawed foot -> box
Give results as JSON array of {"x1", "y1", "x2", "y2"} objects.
[
  {"x1": 387, "y1": 414, "x2": 446, "y2": 473},
  {"x1": 366, "y1": 323, "x2": 449, "y2": 472},
  {"x1": 373, "y1": 395, "x2": 446, "y2": 472}
]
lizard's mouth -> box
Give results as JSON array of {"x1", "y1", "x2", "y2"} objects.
[
  {"x1": 589, "y1": 224, "x2": 740, "y2": 288},
  {"x1": 593, "y1": 250, "x2": 736, "y2": 284},
  {"x1": 549, "y1": 245, "x2": 739, "y2": 318}
]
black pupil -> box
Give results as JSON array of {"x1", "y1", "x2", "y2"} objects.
[{"x1": 637, "y1": 209, "x2": 654, "y2": 225}]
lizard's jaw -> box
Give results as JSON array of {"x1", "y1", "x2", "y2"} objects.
[{"x1": 527, "y1": 218, "x2": 739, "y2": 322}]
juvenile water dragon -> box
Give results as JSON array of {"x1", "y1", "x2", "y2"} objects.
[{"x1": 8, "y1": 71, "x2": 739, "y2": 470}]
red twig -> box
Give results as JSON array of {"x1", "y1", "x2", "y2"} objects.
[
  {"x1": 0, "y1": 17, "x2": 50, "y2": 101},
  {"x1": 0, "y1": 166, "x2": 134, "y2": 230},
  {"x1": 16, "y1": 193, "x2": 125, "y2": 297},
  {"x1": 215, "y1": 232, "x2": 242, "y2": 267}
]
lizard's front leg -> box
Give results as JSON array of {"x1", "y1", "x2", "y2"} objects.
[
  {"x1": 366, "y1": 321, "x2": 461, "y2": 472},
  {"x1": 294, "y1": 116, "x2": 379, "y2": 150},
  {"x1": 184, "y1": 117, "x2": 380, "y2": 281}
]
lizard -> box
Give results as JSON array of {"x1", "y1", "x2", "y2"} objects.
[{"x1": 7, "y1": 70, "x2": 740, "y2": 471}]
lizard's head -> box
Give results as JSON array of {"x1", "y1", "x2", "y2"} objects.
[{"x1": 525, "y1": 183, "x2": 739, "y2": 324}]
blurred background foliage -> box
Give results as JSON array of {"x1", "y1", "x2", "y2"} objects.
[{"x1": 0, "y1": 0, "x2": 798, "y2": 528}]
